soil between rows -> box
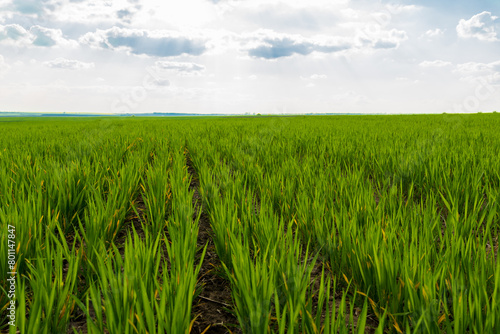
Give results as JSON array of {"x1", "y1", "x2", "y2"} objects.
[{"x1": 187, "y1": 152, "x2": 241, "y2": 334}]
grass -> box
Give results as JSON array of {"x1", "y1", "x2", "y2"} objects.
[{"x1": 0, "y1": 113, "x2": 499, "y2": 333}]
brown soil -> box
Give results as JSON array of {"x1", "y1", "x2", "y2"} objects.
[{"x1": 186, "y1": 151, "x2": 241, "y2": 334}]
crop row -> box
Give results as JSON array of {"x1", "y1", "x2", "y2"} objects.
[{"x1": 1, "y1": 114, "x2": 499, "y2": 333}]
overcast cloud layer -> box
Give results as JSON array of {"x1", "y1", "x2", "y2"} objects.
[{"x1": 0, "y1": 0, "x2": 499, "y2": 114}]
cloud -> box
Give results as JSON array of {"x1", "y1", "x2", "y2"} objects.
[
  {"x1": 0, "y1": 24, "x2": 30, "y2": 43},
  {"x1": 154, "y1": 78, "x2": 171, "y2": 86},
  {"x1": 4, "y1": 0, "x2": 142, "y2": 25},
  {"x1": 453, "y1": 60, "x2": 500, "y2": 86},
  {"x1": 423, "y1": 28, "x2": 444, "y2": 38},
  {"x1": 116, "y1": 4, "x2": 142, "y2": 23},
  {"x1": 11, "y1": 0, "x2": 53, "y2": 15},
  {"x1": 43, "y1": 58, "x2": 95, "y2": 70},
  {"x1": 243, "y1": 28, "x2": 408, "y2": 59},
  {"x1": 455, "y1": 60, "x2": 500, "y2": 76},
  {"x1": 248, "y1": 37, "x2": 315, "y2": 59},
  {"x1": 457, "y1": 11, "x2": 499, "y2": 42},
  {"x1": 359, "y1": 29, "x2": 408, "y2": 49},
  {"x1": 419, "y1": 60, "x2": 452, "y2": 68},
  {"x1": 117, "y1": 9, "x2": 133, "y2": 20},
  {"x1": 310, "y1": 74, "x2": 327, "y2": 79},
  {"x1": 301, "y1": 74, "x2": 327, "y2": 80},
  {"x1": 79, "y1": 27, "x2": 207, "y2": 57},
  {"x1": 244, "y1": 30, "x2": 352, "y2": 59},
  {"x1": 0, "y1": 24, "x2": 75, "y2": 47},
  {"x1": 154, "y1": 61, "x2": 205, "y2": 75},
  {"x1": 30, "y1": 26, "x2": 66, "y2": 47}
]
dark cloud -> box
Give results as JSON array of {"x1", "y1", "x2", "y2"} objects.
[
  {"x1": 107, "y1": 35, "x2": 205, "y2": 57},
  {"x1": 80, "y1": 28, "x2": 207, "y2": 57},
  {"x1": 117, "y1": 9, "x2": 132, "y2": 20},
  {"x1": 373, "y1": 40, "x2": 398, "y2": 49},
  {"x1": 116, "y1": 5, "x2": 142, "y2": 24},
  {"x1": 248, "y1": 38, "x2": 313, "y2": 59},
  {"x1": 246, "y1": 29, "x2": 407, "y2": 59},
  {"x1": 247, "y1": 33, "x2": 352, "y2": 59}
]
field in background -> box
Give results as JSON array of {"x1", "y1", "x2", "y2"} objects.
[{"x1": 1, "y1": 114, "x2": 499, "y2": 333}]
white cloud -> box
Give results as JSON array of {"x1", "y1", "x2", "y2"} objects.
[
  {"x1": 0, "y1": 24, "x2": 31, "y2": 46},
  {"x1": 32, "y1": 0, "x2": 139, "y2": 25},
  {"x1": 301, "y1": 74, "x2": 327, "y2": 80},
  {"x1": 2, "y1": 0, "x2": 218, "y2": 28},
  {"x1": 453, "y1": 60, "x2": 500, "y2": 86},
  {"x1": 454, "y1": 60, "x2": 500, "y2": 79},
  {"x1": 43, "y1": 58, "x2": 95, "y2": 70},
  {"x1": 153, "y1": 78, "x2": 171, "y2": 87},
  {"x1": 154, "y1": 61, "x2": 205, "y2": 76},
  {"x1": 30, "y1": 25, "x2": 76, "y2": 47},
  {"x1": 457, "y1": 11, "x2": 499, "y2": 42},
  {"x1": 310, "y1": 74, "x2": 327, "y2": 79},
  {"x1": 0, "y1": 24, "x2": 75, "y2": 47},
  {"x1": 419, "y1": 60, "x2": 452, "y2": 68},
  {"x1": 7, "y1": 0, "x2": 56, "y2": 16},
  {"x1": 423, "y1": 28, "x2": 444, "y2": 38}
]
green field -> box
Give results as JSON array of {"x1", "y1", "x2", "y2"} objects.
[{"x1": 1, "y1": 114, "x2": 499, "y2": 333}]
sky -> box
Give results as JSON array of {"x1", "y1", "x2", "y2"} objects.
[{"x1": 0, "y1": 0, "x2": 499, "y2": 114}]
